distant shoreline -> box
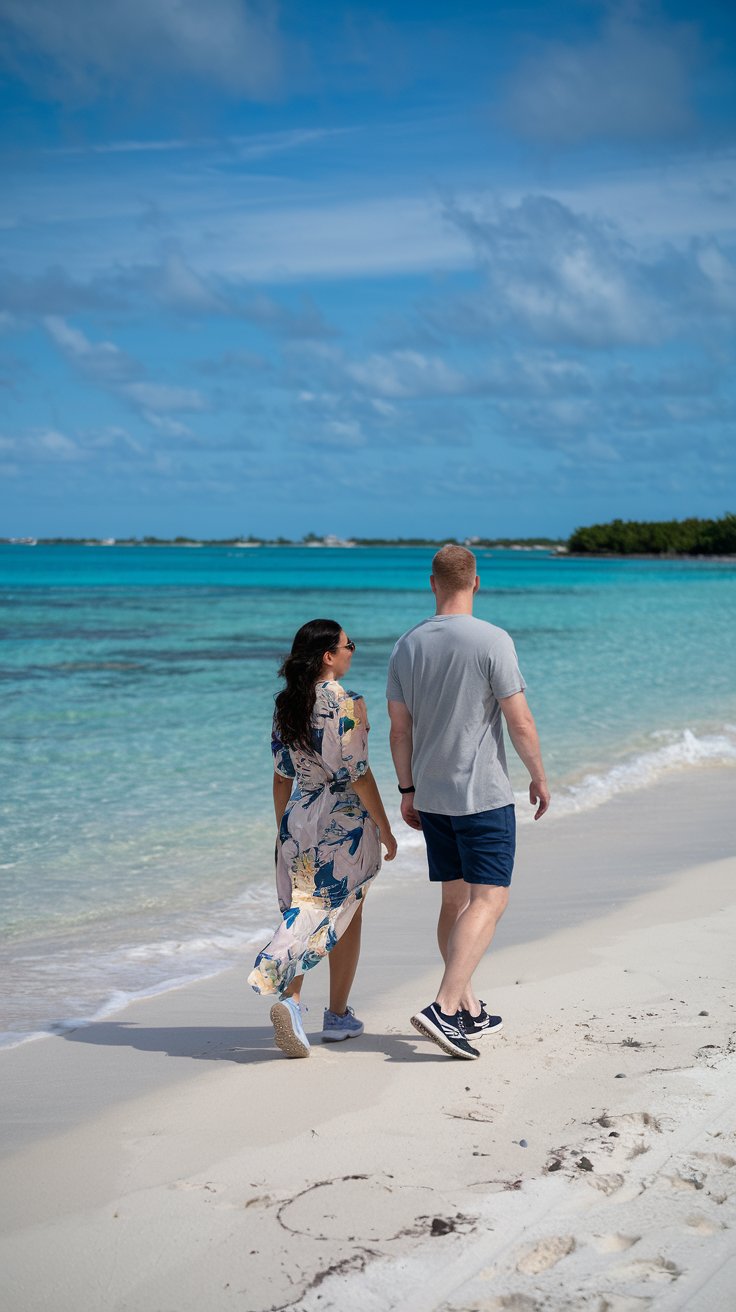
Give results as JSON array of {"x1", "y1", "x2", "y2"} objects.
[
  {"x1": 0, "y1": 538, "x2": 565, "y2": 551},
  {"x1": 3, "y1": 540, "x2": 735, "y2": 559}
]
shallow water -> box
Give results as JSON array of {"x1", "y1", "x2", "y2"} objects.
[{"x1": 2, "y1": 544, "x2": 735, "y2": 1044}]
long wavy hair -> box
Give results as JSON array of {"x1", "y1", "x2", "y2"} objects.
[{"x1": 274, "y1": 618, "x2": 343, "y2": 751}]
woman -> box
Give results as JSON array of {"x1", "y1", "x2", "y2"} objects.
[{"x1": 248, "y1": 618, "x2": 397, "y2": 1058}]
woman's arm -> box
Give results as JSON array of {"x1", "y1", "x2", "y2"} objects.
[
  {"x1": 273, "y1": 773, "x2": 293, "y2": 828},
  {"x1": 352, "y1": 769, "x2": 397, "y2": 861}
]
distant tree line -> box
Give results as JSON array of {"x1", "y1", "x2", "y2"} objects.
[{"x1": 568, "y1": 514, "x2": 736, "y2": 556}]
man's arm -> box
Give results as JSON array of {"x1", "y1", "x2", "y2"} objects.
[
  {"x1": 499, "y1": 691, "x2": 550, "y2": 820},
  {"x1": 387, "y1": 699, "x2": 422, "y2": 830}
]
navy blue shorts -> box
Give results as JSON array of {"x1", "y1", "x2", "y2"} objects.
[{"x1": 418, "y1": 805, "x2": 516, "y2": 886}]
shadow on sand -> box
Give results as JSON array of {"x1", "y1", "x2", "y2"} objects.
[{"x1": 60, "y1": 1021, "x2": 449, "y2": 1065}]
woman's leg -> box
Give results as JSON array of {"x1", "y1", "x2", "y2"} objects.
[
  {"x1": 327, "y1": 900, "x2": 364, "y2": 1014},
  {"x1": 283, "y1": 974, "x2": 304, "y2": 1003}
]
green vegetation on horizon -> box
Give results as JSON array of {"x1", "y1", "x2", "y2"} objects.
[{"x1": 568, "y1": 514, "x2": 736, "y2": 556}]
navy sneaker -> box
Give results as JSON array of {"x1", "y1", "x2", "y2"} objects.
[
  {"x1": 410, "y1": 1003, "x2": 480, "y2": 1060},
  {"x1": 460, "y1": 1000, "x2": 503, "y2": 1037},
  {"x1": 320, "y1": 1005, "x2": 364, "y2": 1042}
]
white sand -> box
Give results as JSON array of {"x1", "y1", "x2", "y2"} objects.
[{"x1": 1, "y1": 767, "x2": 735, "y2": 1312}]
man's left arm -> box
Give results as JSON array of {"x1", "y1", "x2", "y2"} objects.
[
  {"x1": 387, "y1": 699, "x2": 422, "y2": 830},
  {"x1": 499, "y1": 691, "x2": 550, "y2": 820}
]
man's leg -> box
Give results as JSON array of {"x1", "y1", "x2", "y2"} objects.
[
  {"x1": 437, "y1": 882, "x2": 480, "y2": 1016},
  {"x1": 435, "y1": 884, "x2": 509, "y2": 1017}
]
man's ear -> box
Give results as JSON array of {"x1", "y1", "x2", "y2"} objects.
[
  {"x1": 430, "y1": 576, "x2": 437, "y2": 594},
  {"x1": 473, "y1": 576, "x2": 480, "y2": 594}
]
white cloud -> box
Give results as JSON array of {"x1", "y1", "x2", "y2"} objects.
[
  {"x1": 38, "y1": 428, "x2": 83, "y2": 459},
  {"x1": 230, "y1": 128, "x2": 351, "y2": 161},
  {"x1": 694, "y1": 241, "x2": 736, "y2": 312},
  {"x1": 152, "y1": 254, "x2": 228, "y2": 316},
  {"x1": 123, "y1": 382, "x2": 207, "y2": 413},
  {"x1": 0, "y1": 0, "x2": 284, "y2": 102},
  {"x1": 44, "y1": 315, "x2": 137, "y2": 379},
  {"x1": 502, "y1": 11, "x2": 698, "y2": 145},
  {"x1": 1, "y1": 426, "x2": 84, "y2": 462},
  {"x1": 345, "y1": 350, "x2": 469, "y2": 398},
  {"x1": 43, "y1": 315, "x2": 210, "y2": 417},
  {"x1": 142, "y1": 412, "x2": 195, "y2": 438},
  {"x1": 46, "y1": 126, "x2": 348, "y2": 160},
  {"x1": 323, "y1": 419, "x2": 366, "y2": 448},
  {"x1": 445, "y1": 196, "x2": 664, "y2": 348}
]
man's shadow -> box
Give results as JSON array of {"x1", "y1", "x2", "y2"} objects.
[{"x1": 60, "y1": 1022, "x2": 448, "y2": 1064}]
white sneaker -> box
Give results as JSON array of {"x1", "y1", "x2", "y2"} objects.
[{"x1": 270, "y1": 998, "x2": 310, "y2": 1058}]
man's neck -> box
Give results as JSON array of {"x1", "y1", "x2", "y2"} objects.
[{"x1": 434, "y1": 594, "x2": 474, "y2": 616}]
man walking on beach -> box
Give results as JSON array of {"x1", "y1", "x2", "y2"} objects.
[{"x1": 387, "y1": 544, "x2": 549, "y2": 1060}]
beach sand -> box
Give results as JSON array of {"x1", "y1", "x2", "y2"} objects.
[{"x1": 2, "y1": 767, "x2": 735, "y2": 1311}]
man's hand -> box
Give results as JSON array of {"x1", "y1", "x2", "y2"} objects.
[
  {"x1": 529, "y1": 776, "x2": 550, "y2": 820},
  {"x1": 400, "y1": 792, "x2": 422, "y2": 830}
]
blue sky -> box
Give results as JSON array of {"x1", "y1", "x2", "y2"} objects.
[{"x1": 1, "y1": 0, "x2": 735, "y2": 539}]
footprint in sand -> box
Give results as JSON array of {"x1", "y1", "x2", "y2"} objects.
[
  {"x1": 613, "y1": 1255, "x2": 680, "y2": 1283},
  {"x1": 597, "y1": 1112, "x2": 663, "y2": 1134},
  {"x1": 693, "y1": 1150, "x2": 736, "y2": 1168},
  {"x1": 664, "y1": 1166, "x2": 706, "y2": 1191},
  {"x1": 516, "y1": 1234, "x2": 576, "y2": 1275},
  {"x1": 599, "y1": 1297, "x2": 653, "y2": 1311},
  {"x1": 582, "y1": 1172, "x2": 627, "y2": 1196},
  {"x1": 590, "y1": 1233, "x2": 640, "y2": 1254},
  {"x1": 456, "y1": 1296, "x2": 541, "y2": 1312},
  {"x1": 685, "y1": 1212, "x2": 726, "y2": 1235}
]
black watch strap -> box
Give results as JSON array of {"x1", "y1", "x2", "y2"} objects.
[{"x1": 398, "y1": 784, "x2": 416, "y2": 794}]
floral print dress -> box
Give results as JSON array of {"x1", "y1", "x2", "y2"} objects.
[{"x1": 248, "y1": 680, "x2": 381, "y2": 997}]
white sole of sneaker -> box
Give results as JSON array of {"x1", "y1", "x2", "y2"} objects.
[
  {"x1": 410, "y1": 1013, "x2": 480, "y2": 1060},
  {"x1": 270, "y1": 1002, "x2": 310, "y2": 1058},
  {"x1": 320, "y1": 1027, "x2": 364, "y2": 1043},
  {"x1": 468, "y1": 1019, "x2": 503, "y2": 1037}
]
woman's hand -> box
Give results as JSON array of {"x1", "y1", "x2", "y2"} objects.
[{"x1": 380, "y1": 826, "x2": 398, "y2": 861}]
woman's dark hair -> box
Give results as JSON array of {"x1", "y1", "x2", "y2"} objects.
[{"x1": 274, "y1": 618, "x2": 342, "y2": 751}]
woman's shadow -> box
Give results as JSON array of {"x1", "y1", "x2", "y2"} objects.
[{"x1": 60, "y1": 1021, "x2": 448, "y2": 1064}]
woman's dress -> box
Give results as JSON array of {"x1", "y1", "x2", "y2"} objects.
[{"x1": 247, "y1": 680, "x2": 381, "y2": 997}]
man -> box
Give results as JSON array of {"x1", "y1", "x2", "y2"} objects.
[{"x1": 386, "y1": 544, "x2": 550, "y2": 1060}]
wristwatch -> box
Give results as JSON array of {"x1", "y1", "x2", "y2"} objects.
[{"x1": 398, "y1": 784, "x2": 416, "y2": 794}]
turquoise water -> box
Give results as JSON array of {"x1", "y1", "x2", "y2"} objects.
[{"x1": 2, "y1": 544, "x2": 735, "y2": 1044}]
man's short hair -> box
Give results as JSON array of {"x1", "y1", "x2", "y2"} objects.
[{"x1": 432, "y1": 544, "x2": 477, "y2": 592}]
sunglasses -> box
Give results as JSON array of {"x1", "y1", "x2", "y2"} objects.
[{"x1": 335, "y1": 638, "x2": 356, "y2": 652}]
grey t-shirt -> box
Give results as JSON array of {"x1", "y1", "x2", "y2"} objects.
[{"x1": 386, "y1": 614, "x2": 525, "y2": 816}]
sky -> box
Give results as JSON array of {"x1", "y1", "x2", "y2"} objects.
[{"x1": 1, "y1": 0, "x2": 735, "y2": 540}]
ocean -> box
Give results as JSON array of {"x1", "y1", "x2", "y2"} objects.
[{"x1": 2, "y1": 544, "x2": 735, "y2": 1047}]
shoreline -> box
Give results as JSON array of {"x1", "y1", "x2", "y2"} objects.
[
  {"x1": 4, "y1": 541, "x2": 734, "y2": 560},
  {"x1": 1, "y1": 768, "x2": 735, "y2": 1310},
  {"x1": 3, "y1": 758, "x2": 736, "y2": 1052}
]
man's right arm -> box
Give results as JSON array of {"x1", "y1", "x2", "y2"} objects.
[
  {"x1": 387, "y1": 699, "x2": 422, "y2": 830},
  {"x1": 499, "y1": 691, "x2": 550, "y2": 820}
]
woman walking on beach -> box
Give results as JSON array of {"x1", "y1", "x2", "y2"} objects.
[{"x1": 248, "y1": 619, "x2": 397, "y2": 1058}]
